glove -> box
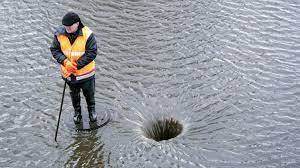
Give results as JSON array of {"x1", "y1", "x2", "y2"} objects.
[{"x1": 63, "y1": 59, "x2": 77, "y2": 73}]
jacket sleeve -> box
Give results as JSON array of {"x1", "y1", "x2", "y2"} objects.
[
  {"x1": 76, "y1": 33, "x2": 97, "y2": 70},
  {"x1": 50, "y1": 35, "x2": 66, "y2": 65}
]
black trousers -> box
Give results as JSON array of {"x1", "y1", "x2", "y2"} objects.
[{"x1": 67, "y1": 78, "x2": 95, "y2": 111}]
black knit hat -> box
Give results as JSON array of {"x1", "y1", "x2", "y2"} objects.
[{"x1": 62, "y1": 12, "x2": 80, "y2": 26}]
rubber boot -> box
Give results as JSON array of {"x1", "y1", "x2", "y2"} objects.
[
  {"x1": 70, "y1": 90, "x2": 82, "y2": 124},
  {"x1": 88, "y1": 105, "x2": 97, "y2": 122},
  {"x1": 73, "y1": 106, "x2": 82, "y2": 124},
  {"x1": 82, "y1": 78, "x2": 97, "y2": 122}
]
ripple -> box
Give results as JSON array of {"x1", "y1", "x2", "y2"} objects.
[{"x1": 0, "y1": 0, "x2": 299, "y2": 167}]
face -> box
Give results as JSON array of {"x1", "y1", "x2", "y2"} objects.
[{"x1": 64, "y1": 22, "x2": 79, "y2": 33}]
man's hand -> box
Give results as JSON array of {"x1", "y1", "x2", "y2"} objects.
[{"x1": 63, "y1": 59, "x2": 77, "y2": 73}]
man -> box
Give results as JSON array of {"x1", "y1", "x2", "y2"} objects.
[{"x1": 50, "y1": 12, "x2": 97, "y2": 124}]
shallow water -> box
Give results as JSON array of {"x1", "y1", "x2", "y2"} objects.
[{"x1": 0, "y1": 0, "x2": 299, "y2": 167}]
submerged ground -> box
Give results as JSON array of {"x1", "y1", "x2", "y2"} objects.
[{"x1": 0, "y1": 0, "x2": 299, "y2": 167}]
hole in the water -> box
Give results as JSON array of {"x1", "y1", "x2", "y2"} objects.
[{"x1": 142, "y1": 117, "x2": 183, "y2": 142}]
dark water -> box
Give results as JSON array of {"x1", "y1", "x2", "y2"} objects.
[{"x1": 0, "y1": 0, "x2": 299, "y2": 167}]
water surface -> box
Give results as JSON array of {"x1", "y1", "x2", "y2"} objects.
[{"x1": 0, "y1": 0, "x2": 299, "y2": 167}]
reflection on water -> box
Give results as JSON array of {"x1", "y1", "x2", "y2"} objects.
[
  {"x1": 0, "y1": 0, "x2": 299, "y2": 167},
  {"x1": 64, "y1": 132, "x2": 104, "y2": 168}
]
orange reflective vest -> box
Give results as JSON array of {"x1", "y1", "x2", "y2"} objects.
[{"x1": 57, "y1": 26, "x2": 95, "y2": 80}]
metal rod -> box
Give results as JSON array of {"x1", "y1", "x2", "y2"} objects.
[{"x1": 55, "y1": 80, "x2": 67, "y2": 142}]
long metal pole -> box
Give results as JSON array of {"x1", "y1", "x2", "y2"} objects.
[{"x1": 55, "y1": 80, "x2": 67, "y2": 142}]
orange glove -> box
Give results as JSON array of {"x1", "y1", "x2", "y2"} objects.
[{"x1": 63, "y1": 59, "x2": 77, "y2": 73}]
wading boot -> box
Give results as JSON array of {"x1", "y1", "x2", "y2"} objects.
[
  {"x1": 88, "y1": 106, "x2": 97, "y2": 122},
  {"x1": 70, "y1": 90, "x2": 82, "y2": 124},
  {"x1": 73, "y1": 106, "x2": 82, "y2": 124},
  {"x1": 82, "y1": 78, "x2": 97, "y2": 122}
]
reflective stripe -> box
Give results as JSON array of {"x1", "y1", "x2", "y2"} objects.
[
  {"x1": 62, "y1": 51, "x2": 70, "y2": 56},
  {"x1": 62, "y1": 51, "x2": 85, "y2": 57},
  {"x1": 71, "y1": 51, "x2": 85, "y2": 57},
  {"x1": 76, "y1": 70, "x2": 95, "y2": 80}
]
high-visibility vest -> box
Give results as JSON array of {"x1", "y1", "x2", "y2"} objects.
[{"x1": 57, "y1": 26, "x2": 95, "y2": 80}]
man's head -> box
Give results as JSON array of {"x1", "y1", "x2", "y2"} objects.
[{"x1": 62, "y1": 12, "x2": 81, "y2": 33}]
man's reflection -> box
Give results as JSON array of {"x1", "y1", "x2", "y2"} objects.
[{"x1": 65, "y1": 131, "x2": 104, "y2": 168}]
